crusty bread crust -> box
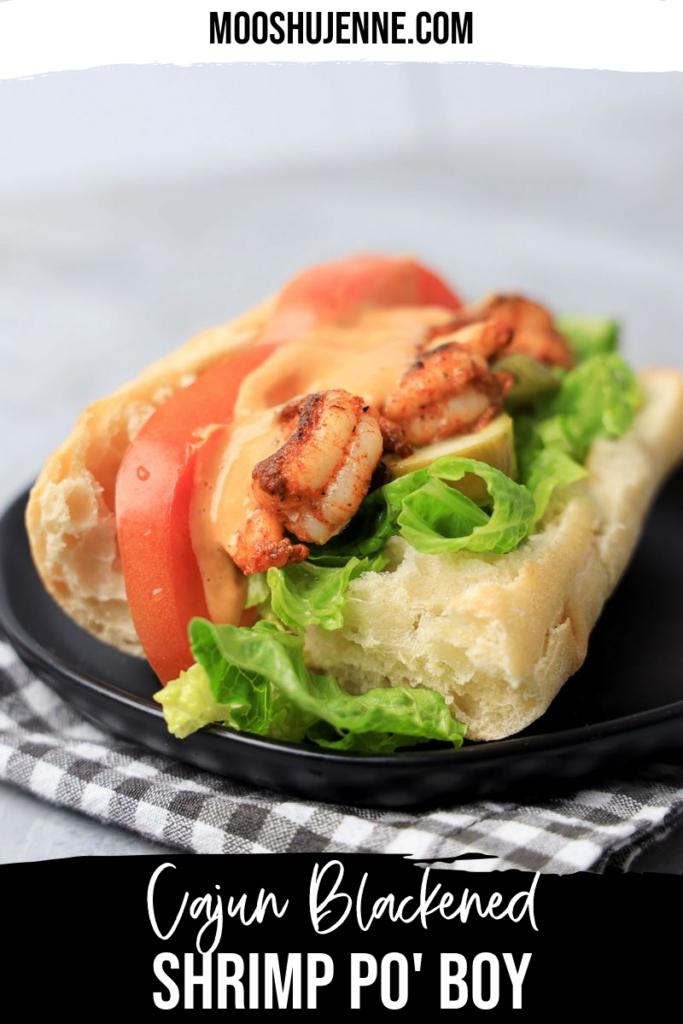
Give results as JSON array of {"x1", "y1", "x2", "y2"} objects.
[
  {"x1": 306, "y1": 369, "x2": 683, "y2": 739},
  {"x1": 26, "y1": 302, "x2": 683, "y2": 742},
  {"x1": 26, "y1": 299, "x2": 273, "y2": 654}
]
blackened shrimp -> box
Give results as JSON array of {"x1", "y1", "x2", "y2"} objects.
[
  {"x1": 252, "y1": 389, "x2": 383, "y2": 547},
  {"x1": 382, "y1": 320, "x2": 513, "y2": 447},
  {"x1": 473, "y1": 294, "x2": 575, "y2": 368}
]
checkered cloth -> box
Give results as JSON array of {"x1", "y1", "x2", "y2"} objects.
[{"x1": 2, "y1": 639, "x2": 683, "y2": 871}]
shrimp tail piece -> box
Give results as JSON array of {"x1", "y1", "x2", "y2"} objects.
[
  {"x1": 378, "y1": 415, "x2": 413, "y2": 458},
  {"x1": 230, "y1": 508, "x2": 309, "y2": 576}
]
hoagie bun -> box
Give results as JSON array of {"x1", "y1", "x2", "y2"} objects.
[{"x1": 25, "y1": 263, "x2": 683, "y2": 741}]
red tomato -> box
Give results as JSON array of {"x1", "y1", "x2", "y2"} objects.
[
  {"x1": 415, "y1": 263, "x2": 464, "y2": 309},
  {"x1": 116, "y1": 344, "x2": 281, "y2": 683},
  {"x1": 116, "y1": 256, "x2": 462, "y2": 683},
  {"x1": 260, "y1": 254, "x2": 461, "y2": 343}
]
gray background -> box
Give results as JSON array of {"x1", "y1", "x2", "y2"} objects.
[{"x1": 0, "y1": 63, "x2": 682, "y2": 863}]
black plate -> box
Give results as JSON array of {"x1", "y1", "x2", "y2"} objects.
[{"x1": 1, "y1": 475, "x2": 683, "y2": 811}]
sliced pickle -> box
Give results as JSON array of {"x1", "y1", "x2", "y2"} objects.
[
  {"x1": 493, "y1": 353, "x2": 562, "y2": 408},
  {"x1": 388, "y1": 413, "x2": 516, "y2": 502}
]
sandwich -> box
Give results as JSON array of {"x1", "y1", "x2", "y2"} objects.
[{"x1": 26, "y1": 255, "x2": 683, "y2": 751}]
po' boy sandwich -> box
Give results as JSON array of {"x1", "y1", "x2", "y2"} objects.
[{"x1": 27, "y1": 255, "x2": 683, "y2": 751}]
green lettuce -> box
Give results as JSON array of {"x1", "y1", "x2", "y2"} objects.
[
  {"x1": 155, "y1": 618, "x2": 467, "y2": 751},
  {"x1": 518, "y1": 353, "x2": 641, "y2": 473},
  {"x1": 557, "y1": 316, "x2": 619, "y2": 363},
  {"x1": 244, "y1": 572, "x2": 271, "y2": 609},
  {"x1": 154, "y1": 663, "x2": 237, "y2": 740},
  {"x1": 518, "y1": 353, "x2": 641, "y2": 521},
  {"x1": 536, "y1": 353, "x2": 641, "y2": 461},
  {"x1": 524, "y1": 448, "x2": 588, "y2": 525},
  {"x1": 266, "y1": 553, "x2": 387, "y2": 632},
  {"x1": 394, "y1": 457, "x2": 536, "y2": 555}
]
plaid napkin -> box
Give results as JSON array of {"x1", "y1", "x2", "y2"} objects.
[{"x1": 2, "y1": 638, "x2": 683, "y2": 872}]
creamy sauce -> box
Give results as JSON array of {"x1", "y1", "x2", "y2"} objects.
[
  {"x1": 190, "y1": 426, "x2": 248, "y2": 626},
  {"x1": 236, "y1": 305, "x2": 454, "y2": 416},
  {"x1": 190, "y1": 304, "x2": 457, "y2": 623}
]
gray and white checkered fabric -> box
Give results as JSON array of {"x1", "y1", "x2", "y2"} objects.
[{"x1": 2, "y1": 639, "x2": 683, "y2": 871}]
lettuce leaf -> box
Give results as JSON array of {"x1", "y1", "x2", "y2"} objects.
[
  {"x1": 155, "y1": 618, "x2": 467, "y2": 750},
  {"x1": 396, "y1": 457, "x2": 536, "y2": 555},
  {"x1": 244, "y1": 572, "x2": 270, "y2": 609},
  {"x1": 153, "y1": 663, "x2": 238, "y2": 740},
  {"x1": 189, "y1": 618, "x2": 275, "y2": 734},
  {"x1": 536, "y1": 353, "x2": 641, "y2": 462},
  {"x1": 517, "y1": 353, "x2": 641, "y2": 522},
  {"x1": 305, "y1": 721, "x2": 430, "y2": 753},
  {"x1": 525, "y1": 448, "x2": 588, "y2": 525},
  {"x1": 266, "y1": 553, "x2": 388, "y2": 632},
  {"x1": 523, "y1": 353, "x2": 641, "y2": 477},
  {"x1": 557, "y1": 316, "x2": 618, "y2": 363}
]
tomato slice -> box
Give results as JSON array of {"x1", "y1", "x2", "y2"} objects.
[
  {"x1": 261, "y1": 254, "x2": 461, "y2": 343},
  {"x1": 415, "y1": 264, "x2": 464, "y2": 309},
  {"x1": 116, "y1": 255, "x2": 462, "y2": 683},
  {"x1": 116, "y1": 344, "x2": 281, "y2": 683}
]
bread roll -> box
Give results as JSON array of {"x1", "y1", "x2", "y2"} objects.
[{"x1": 26, "y1": 296, "x2": 683, "y2": 740}]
